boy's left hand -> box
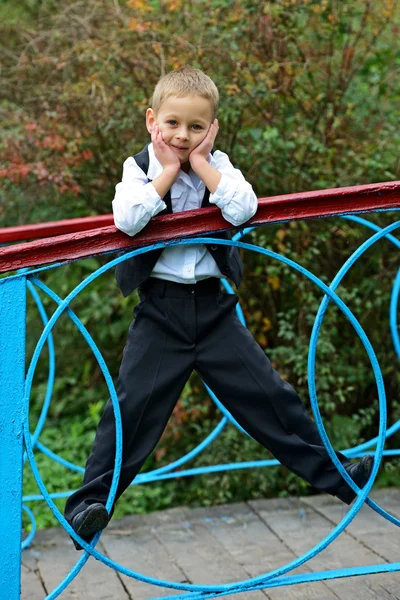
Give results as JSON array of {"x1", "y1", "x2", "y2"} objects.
[{"x1": 189, "y1": 119, "x2": 219, "y2": 164}]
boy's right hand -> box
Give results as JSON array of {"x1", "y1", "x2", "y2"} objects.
[{"x1": 151, "y1": 124, "x2": 180, "y2": 173}]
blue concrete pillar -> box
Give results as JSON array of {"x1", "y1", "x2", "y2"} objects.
[{"x1": 0, "y1": 276, "x2": 26, "y2": 599}]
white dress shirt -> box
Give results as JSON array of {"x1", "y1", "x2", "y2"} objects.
[{"x1": 112, "y1": 143, "x2": 258, "y2": 284}]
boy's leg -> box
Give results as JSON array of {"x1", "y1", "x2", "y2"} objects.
[
  {"x1": 64, "y1": 287, "x2": 194, "y2": 525},
  {"x1": 195, "y1": 292, "x2": 354, "y2": 498}
]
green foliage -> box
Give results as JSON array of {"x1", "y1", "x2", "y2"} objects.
[
  {"x1": 2, "y1": 0, "x2": 400, "y2": 528},
  {"x1": 1, "y1": 0, "x2": 400, "y2": 217}
]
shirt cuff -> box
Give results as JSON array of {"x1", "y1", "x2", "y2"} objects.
[{"x1": 209, "y1": 173, "x2": 236, "y2": 208}]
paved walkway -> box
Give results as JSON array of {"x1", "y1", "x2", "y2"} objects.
[{"x1": 22, "y1": 488, "x2": 400, "y2": 599}]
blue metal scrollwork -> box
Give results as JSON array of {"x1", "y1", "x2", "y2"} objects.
[{"x1": 1, "y1": 215, "x2": 400, "y2": 598}]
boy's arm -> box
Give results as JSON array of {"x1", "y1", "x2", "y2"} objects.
[
  {"x1": 151, "y1": 165, "x2": 180, "y2": 199},
  {"x1": 190, "y1": 158, "x2": 222, "y2": 194},
  {"x1": 191, "y1": 151, "x2": 258, "y2": 227},
  {"x1": 112, "y1": 157, "x2": 178, "y2": 237}
]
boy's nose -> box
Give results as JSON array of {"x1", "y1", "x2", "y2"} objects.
[{"x1": 177, "y1": 128, "x2": 189, "y2": 139}]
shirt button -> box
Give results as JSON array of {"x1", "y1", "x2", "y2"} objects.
[
  {"x1": 210, "y1": 245, "x2": 218, "y2": 251},
  {"x1": 191, "y1": 290, "x2": 194, "y2": 294}
]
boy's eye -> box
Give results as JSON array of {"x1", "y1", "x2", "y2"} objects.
[{"x1": 167, "y1": 120, "x2": 202, "y2": 130}]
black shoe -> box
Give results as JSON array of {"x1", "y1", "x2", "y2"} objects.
[
  {"x1": 70, "y1": 503, "x2": 109, "y2": 550},
  {"x1": 335, "y1": 455, "x2": 374, "y2": 505}
]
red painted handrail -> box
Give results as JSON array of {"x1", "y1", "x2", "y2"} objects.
[
  {"x1": 1, "y1": 181, "x2": 400, "y2": 274},
  {"x1": 0, "y1": 214, "x2": 113, "y2": 243}
]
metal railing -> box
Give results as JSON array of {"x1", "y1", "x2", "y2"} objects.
[{"x1": 1, "y1": 181, "x2": 400, "y2": 599}]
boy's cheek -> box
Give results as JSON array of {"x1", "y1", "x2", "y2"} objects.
[{"x1": 193, "y1": 137, "x2": 205, "y2": 149}]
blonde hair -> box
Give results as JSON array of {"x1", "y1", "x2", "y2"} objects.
[{"x1": 151, "y1": 65, "x2": 219, "y2": 120}]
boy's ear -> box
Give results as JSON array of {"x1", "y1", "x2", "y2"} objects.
[{"x1": 146, "y1": 108, "x2": 156, "y2": 134}]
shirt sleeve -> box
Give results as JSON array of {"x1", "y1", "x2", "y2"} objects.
[
  {"x1": 112, "y1": 156, "x2": 167, "y2": 237},
  {"x1": 208, "y1": 150, "x2": 258, "y2": 226}
]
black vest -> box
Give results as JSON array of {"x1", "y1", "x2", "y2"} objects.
[{"x1": 115, "y1": 143, "x2": 243, "y2": 297}]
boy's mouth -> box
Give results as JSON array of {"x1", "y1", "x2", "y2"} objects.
[{"x1": 171, "y1": 145, "x2": 189, "y2": 151}]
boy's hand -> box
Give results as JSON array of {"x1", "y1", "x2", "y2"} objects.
[
  {"x1": 151, "y1": 123, "x2": 180, "y2": 172},
  {"x1": 189, "y1": 119, "x2": 219, "y2": 165}
]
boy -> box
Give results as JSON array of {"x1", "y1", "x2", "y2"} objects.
[{"x1": 65, "y1": 66, "x2": 372, "y2": 549}]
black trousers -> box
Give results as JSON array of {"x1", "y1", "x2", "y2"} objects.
[{"x1": 64, "y1": 277, "x2": 352, "y2": 522}]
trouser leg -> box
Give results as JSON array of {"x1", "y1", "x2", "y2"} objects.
[
  {"x1": 64, "y1": 291, "x2": 194, "y2": 522},
  {"x1": 195, "y1": 291, "x2": 351, "y2": 495}
]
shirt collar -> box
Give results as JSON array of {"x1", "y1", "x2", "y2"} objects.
[{"x1": 147, "y1": 143, "x2": 215, "y2": 189}]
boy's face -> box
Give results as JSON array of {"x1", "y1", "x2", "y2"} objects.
[{"x1": 146, "y1": 94, "x2": 214, "y2": 171}]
